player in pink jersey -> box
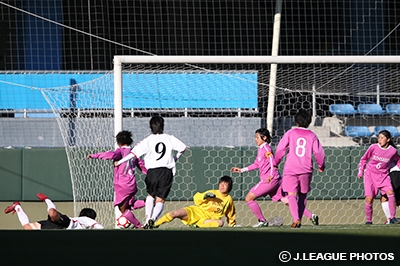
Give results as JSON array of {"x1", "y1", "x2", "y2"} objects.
[
  {"x1": 231, "y1": 128, "x2": 281, "y2": 227},
  {"x1": 231, "y1": 128, "x2": 319, "y2": 227},
  {"x1": 275, "y1": 109, "x2": 325, "y2": 228},
  {"x1": 87, "y1": 130, "x2": 147, "y2": 228},
  {"x1": 357, "y1": 129, "x2": 400, "y2": 224}
]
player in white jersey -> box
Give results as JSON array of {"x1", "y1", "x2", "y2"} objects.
[
  {"x1": 4, "y1": 192, "x2": 103, "y2": 230},
  {"x1": 115, "y1": 116, "x2": 187, "y2": 229}
]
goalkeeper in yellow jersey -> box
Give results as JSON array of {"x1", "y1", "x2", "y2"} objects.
[{"x1": 155, "y1": 175, "x2": 237, "y2": 228}]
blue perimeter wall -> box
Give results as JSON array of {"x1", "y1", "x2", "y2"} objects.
[{"x1": 0, "y1": 73, "x2": 258, "y2": 110}]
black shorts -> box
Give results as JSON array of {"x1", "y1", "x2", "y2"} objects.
[
  {"x1": 145, "y1": 167, "x2": 173, "y2": 200},
  {"x1": 38, "y1": 213, "x2": 71, "y2": 230}
]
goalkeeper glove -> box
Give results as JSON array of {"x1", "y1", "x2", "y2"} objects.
[{"x1": 203, "y1": 192, "x2": 216, "y2": 200}]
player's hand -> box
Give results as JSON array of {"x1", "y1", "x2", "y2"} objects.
[
  {"x1": 357, "y1": 175, "x2": 362, "y2": 179},
  {"x1": 114, "y1": 161, "x2": 119, "y2": 167},
  {"x1": 318, "y1": 168, "x2": 324, "y2": 172},
  {"x1": 266, "y1": 176, "x2": 273, "y2": 183},
  {"x1": 230, "y1": 167, "x2": 241, "y2": 173},
  {"x1": 204, "y1": 192, "x2": 216, "y2": 199},
  {"x1": 86, "y1": 154, "x2": 92, "y2": 159}
]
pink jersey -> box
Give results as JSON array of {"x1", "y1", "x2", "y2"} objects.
[
  {"x1": 358, "y1": 144, "x2": 400, "y2": 177},
  {"x1": 90, "y1": 146, "x2": 147, "y2": 207},
  {"x1": 275, "y1": 127, "x2": 325, "y2": 175},
  {"x1": 244, "y1": 142, "x2": 281, "y2": 182}
]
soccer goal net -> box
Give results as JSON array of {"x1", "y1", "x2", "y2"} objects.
[{"x1": 39, "y1": 55, "x2": 400, "y2": 228}]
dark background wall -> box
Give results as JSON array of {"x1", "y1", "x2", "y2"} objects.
[
  {"x1": 0, "y1": 147, "x2": 366, "y2": 201},
  {"x1": 1, "y1": 1, "x2": 399, "y2": 71}
]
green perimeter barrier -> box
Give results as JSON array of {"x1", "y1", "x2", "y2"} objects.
[{"x1": 0, "y1": 147, "x2": 367, "y2": 201}]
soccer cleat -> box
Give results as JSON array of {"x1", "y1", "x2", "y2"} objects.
[
  {"x1": 252, "y1": 220, "x2": 268, "y2": 228},
  {"x1": 188, "y1": 224, "x2": 199, "y2": 228},
  {"x1": 311, "y1": 214, "x2": 319, "y2": 226},
  {"x1": 143, "y1": 219, "x2": 155, "y2": 229},
  {"x1": 365, "y1": 221, "x2": 373, "y2": 225},
  {"x1": 384, "y1": 218, "x2": 391, "y2": 225},
  {"x1": 389, "y1": 217, "x2": 400, "y2": 224},
  {"x1": 291, "y1": 219, "x2": 301, "y2": 228},
  {"x1": 4, "y1": 201, "x2": 20, "y2": 214},
  {"x1": 36, "y1": 192, "x2": 48, "y2": 201}
]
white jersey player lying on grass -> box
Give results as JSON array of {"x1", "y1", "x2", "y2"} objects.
[{"x1": 4, "y1": 192, "x2": 104, "y2": 230}]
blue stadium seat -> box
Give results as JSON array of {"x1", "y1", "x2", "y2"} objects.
[
  {"x1": 386, "y1": 104, "x2": 400, "y2": 115},
  {"x1": 357, "y1": 104, "x2": 385, "y2": 115},
  {"x1": 374, "y1": 126, "x2": 400, "y2": 137},
  {"x1": 329, "y1": 104, "x2": 357, "y2": 115},
  {"x1": 344, "y1": 126, "x2": 374, "y2": 137}
]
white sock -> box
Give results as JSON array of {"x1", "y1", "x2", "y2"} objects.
[
  {"x1": 45, "y1": 199, "x2": 57, "y2": 212},
  {"x1": 145, "y1": 196, "x2": 154, "y2": 223},
  {"x1": 151, "y1": 202, "x2": 164, "y2": 221},
  {"x1": 15, "y1": 205, "x2": 30, "y2": 226},
  {"x1": 382, "y1": 201, "x2": 391, "y2": 219}
]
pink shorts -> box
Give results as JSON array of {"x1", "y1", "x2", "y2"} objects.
[
  {"x1": 250, "y1": 177, "x2": 282, "y2": 202},
  {"x1": 282, "y1": 173, "x2": 312, "y2": 194},
  {"x1": 363, "y1": 171, "x2": 393, "y2": 197}
]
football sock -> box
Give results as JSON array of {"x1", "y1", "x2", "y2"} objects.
[
  {"x1": 303, "y1": 208, "x2": 312, "y2": 219},
  {"x1": 246, "y1": 200, "x2": 266, "y2": 222},
  {"x1": 133, "y1": 199, "x2": 145, "y2": 210},
  {"x1": 151, "y1": 202, "x2": 164, "y2": 221},
  {"x1": 155, "y1": 213, "x2": 173, "y2": 227},
  {"x1": 365, "y1": 203, "x2": 373, "y2": 222},
  {"x1": 145, "y1": 196, "x2": 154, "y2": 223},
  {"x1": 287, "y1": 195, "x2": 299, "y2": 221},
  {"x1": 122, "y1": 210, "x2": 141, "y2": 228},
  {"x1": 381, "y1": 201, "x2": 391, "y2": 219},
  {"x1": 44, "y1": 198, "x2": 56, "y2": 212},
  {"x1": 15, "y1": 205, "x2": 30, "y2": 226},
  {"x1": 388, "y1": 194, "x2": 396, "y2": 219}
]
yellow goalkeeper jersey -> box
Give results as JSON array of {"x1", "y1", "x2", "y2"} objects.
[{"x1": 192, "y1": 189, "x2": 236, "y2": 227}]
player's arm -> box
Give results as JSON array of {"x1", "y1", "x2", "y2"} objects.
[
  {"x1": 114, "y1": 152, "x2": 135, "y2": 166},
  {"x1": 136, "y1": 157, "x2": 147, "y2": 174},
  {"x1": 193, "y1": 191, "x2": 214, "y2": 206},
  {"x1": 313, "y1": 138, "x2": 326, "y2": 172},
  {"x1": 357, "y1": 146, "x2": 373, "y2": 178},
  {"x1": 225, "y1": 199, "x2": 237, "y2": 227},
  {"x1": 274, "y1": 133, "x2": 289, "y2": 166}
]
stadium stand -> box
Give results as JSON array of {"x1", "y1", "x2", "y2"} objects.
[
  {"x1": 374, "y1": 126, "x2": 400, "y2": 137},
  {"x1": 344, "y1": 126, "x2": 374, "y2": 138},
  {"x1": 357, "y1": 103, "x2": 386, "y2": 115},
  {"x1": 329, "y1": 104, "x2": 357, "y2": 115},
  {"x1": 386, "y1": 104, "x2": 400, "y2": 115}
]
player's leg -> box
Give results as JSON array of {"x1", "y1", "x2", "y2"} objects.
[
  {"x1": 246, "y1": 182, "x2": 268, "y2": 227},
  {"x1": 363, "y1": 172, "x2": 377, "y2": 224},
  {"x1": 118, "y1": 204, "x2": 142, "y2": 228},
  {"x1": 380, "y1": 195, "x2": 391, "y2": 224},
  {"x1": 143, "y1": 169, "x2": 159, "y2": 226},
  {"x1": 200, "y1": 219, "x2": 223, "y2": 228},
  {"x1": 282, "y1": 175, "x2": 301, "y2": 227},
  {"x1": 37, "y1": 193, "x2": 61, "y2": 222},
  {"x1": 4, "y1": 201, "x2": 35, "y2": 229},
  {"x1": 298, "y1": 174, "x2": 312, "y2": 222},
  {"x1": 381, "y1": 180, "x2": 399, "y2": 224},
  {"x1": 149, "y1": 168, "x2": 173, "y2": 224},
  {"x1": 155, "y1": 208, "x2": 189, "y2": 228}
]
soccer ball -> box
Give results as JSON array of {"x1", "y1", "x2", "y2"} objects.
[{"x1": 116, "y1": 216, "x2": 131, "y2": 229}]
